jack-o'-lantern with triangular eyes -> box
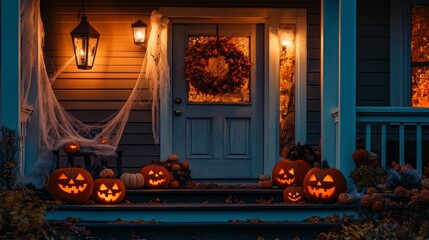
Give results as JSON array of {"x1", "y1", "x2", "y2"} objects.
[
  {"x1": 283, "y1": 185, "x2": 306, "y2": 203},
  {"x1": 303, "y1": 160, "x2": 347, "y2": 203},
  {"x1": 92, "y1": 178, "x2": 126, "y2": 204},
  {"x1": 140, "y1": 165, "x2": 171, "y2": 188},
  {"x1": 272, "y1": 158, "x2": 311, "y2": 189},
  {"x1": 47, "y1": 168, "x2": 94, "y2": 204}
]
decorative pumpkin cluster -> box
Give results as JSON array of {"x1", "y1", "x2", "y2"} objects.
[
  {"x1": 360, "y1": 186, "x2": 429, "y2": 213},
  {"x1": 271, "y1": 157, "x2": 347, "y2": 204}
]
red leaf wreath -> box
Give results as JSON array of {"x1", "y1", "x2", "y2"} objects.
[{"x1": 184, "y1": 37, "x2": 252, "y2": 95}]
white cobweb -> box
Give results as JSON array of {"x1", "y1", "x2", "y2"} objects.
[{"x1": 21, "y1": 0, "x2": 170, "y2": 188}]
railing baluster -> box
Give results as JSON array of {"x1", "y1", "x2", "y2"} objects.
[
  {"x1": 381, "y1": 123, "x2": 386, "y2": 168},
  {"x1": 416, "y1": 124, "x2": 422, "y2": 176},
  {"x1": 399, "y1": 123, "x2": 405, "y2": 165},
  {"x1": 365, "y1": 123, "x2": 371, "y2": 152}
]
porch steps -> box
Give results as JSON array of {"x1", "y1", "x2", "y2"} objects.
[{"x1": 46, "y1": 189, "x2": 358, "y2": 239}]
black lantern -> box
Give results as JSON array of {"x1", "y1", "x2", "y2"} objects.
[
  {"x1": 71, "y1": 15, "x2": 100, "y2": 70},
  {"x1": 131, "y1": 20, "x2": 147, "y2": 46}
]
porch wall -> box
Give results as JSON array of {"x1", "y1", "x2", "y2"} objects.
[{"x1": 41, "y1": 0, "x2": 322, "y2": 171}]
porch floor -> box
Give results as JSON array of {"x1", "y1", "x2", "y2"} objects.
[{"x1": 46, "y1": 188, "x2": 359, "y2": 239}]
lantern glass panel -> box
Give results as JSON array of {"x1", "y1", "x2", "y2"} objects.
[{"x1": 133, "y1": 26, "x2": 146, "y2": 44}]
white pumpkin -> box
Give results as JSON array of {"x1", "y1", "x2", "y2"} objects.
[{"x1": 120, "y1": 172, "x2": 145, "y2": 189}]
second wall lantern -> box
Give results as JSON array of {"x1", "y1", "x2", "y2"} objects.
[
  {"x1": 131, "y1": 20, "x2": 147, "y2": 46},
  {"x1": 71, "y1": 13, "x2": 100, "y2": 70}
]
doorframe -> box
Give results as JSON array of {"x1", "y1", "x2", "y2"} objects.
[{"x1": 159, "y1": 7, "x2": 307, "y2": 175}]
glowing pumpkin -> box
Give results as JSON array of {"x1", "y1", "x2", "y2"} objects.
[
  {"x1": 140, "y1": 165, "x2": 170, "y2": 188},
  {"x1": 283, "y1": 186, "x2": 306, "y2": 203},
  {"x1": 272, "y1": 159, "x2": 311, "y2": 189},
  {"x1": 63, "y1": 142, "x2": 80, "y2": 154},
  {"x1": 92, "y1": 178, "x2": 126, "y2": 204},
  {"x1": 98, "y1": 138, "x2": 109, "y2": 144},
  {"x1": 47, "y1": 168, "x2": 94, "y2": 204},
  {"x1": 303, "y1": 160, "x2": 347, "y2": 203}
]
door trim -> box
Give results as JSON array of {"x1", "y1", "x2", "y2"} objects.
[{"x1": 160, "y1": 8, "x2": 307, "y2": 175}]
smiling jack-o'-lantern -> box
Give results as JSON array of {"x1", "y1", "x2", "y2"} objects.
[
  {"x1": 283, "y1": 186, "x2": 306, "y2": 203},
  {"x1": 272, "y1": 159, "x2": 311, "y2": 189},
  {"x1": 303, "y1": 160, "x2": 346, "y2": 203},
  {"x1": 92, "y1": 178, "x2": 126, "y2": 204},
  {"x1": 47, "y1": 168, "x2": 94, "y2": 204},
  {"x1": 140, "y1": 165, "x2": 170, "y2": 188}
]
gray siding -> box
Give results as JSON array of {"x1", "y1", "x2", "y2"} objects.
[{"x1": 357, "y1": 0, "x2": 390, "y2": 106}]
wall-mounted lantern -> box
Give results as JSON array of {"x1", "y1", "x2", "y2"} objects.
[
  {"x1": 131, "y1": 20, "x2": 147, "y2": 47},
  {"x1": 70, "y1": 14, "x2": 100, "y2": 70}
]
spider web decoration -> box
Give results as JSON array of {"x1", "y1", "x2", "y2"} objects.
[{"x1": 21, "y1": 0, "x2": 170, "y2": 187}]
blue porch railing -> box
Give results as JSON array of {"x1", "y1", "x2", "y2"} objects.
[{"x1": 356, "y1": 107, "x2": 429, "y2": 175}]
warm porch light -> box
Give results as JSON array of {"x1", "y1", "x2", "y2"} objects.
[
  {"x1": 70, "y1": 15, "x2": 100, "y2": 70},
  {"x1": 278, "y1": 27, "x2": 295, "y2": 48},
  {"x1": 131, "y1": 20, "x2": 147, "y2": 46}
]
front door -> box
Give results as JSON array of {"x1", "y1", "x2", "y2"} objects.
[{"x1": 172, "y1": 23, "x2": 264, "y2": 180}]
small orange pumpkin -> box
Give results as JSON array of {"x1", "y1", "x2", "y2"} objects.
[
  {"x1": 272, "y1": 159, "x2": 311, "y2": 189},
  {"x1": 338, "y1": 193, "x2": 355, "y2": 204},
  {"x1": 169, "y1": 180, "x2": 180, "y2": 189},
  {"x1": 47, "y1": 168, "x2": 94, "y2": 204},
  {"x1": 140, "y1": 165, "x2": 171, "y2": 188},
  {"x1": 99, "y1": 168, "x2": 115, "y2": 178},
  {"x1": 303, "y1": 160, "x2": 347, "y2": 203},
  {"x1": 98, "y1": 138, "x2": 109, "y2": 144},
  {"x1": 92, "y1": 178, "x2": 126, "y2": 204},
  {"x1": 63, "y1": 142, "x2": 80, "y2": 154},
  {"x1": 283, "y1": 186, "x2": 306, "y2": 203}
]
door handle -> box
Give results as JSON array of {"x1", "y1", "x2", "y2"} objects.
[{"x1": 174, "y1": 109, "x2": 183, "y2": 116}]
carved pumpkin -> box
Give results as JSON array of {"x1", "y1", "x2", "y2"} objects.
[
  {"x1": 120, "y1": 172, "x2": 145, "y2": 189},
  {"x1": 272, "y1": 159, "x2": 311, "y2": 189},
  {"x1": 283, "y1": 186, "x2": 306, "y2": 203},
  {"x1": 92, "y1": 178, "x2": 126, "y2": 204},
  {"x1": 303, "y1": 160, "x2": 347, "y2": 203},
  {"x1": 47, "y1": 168, "x2": 94, "y2": 204},
  {"x1": 140, "y1": 165, "x2": 170, "y2": 188},
  {"x1": 63, "y1": 142, "x2": 80, "y2": 154}
]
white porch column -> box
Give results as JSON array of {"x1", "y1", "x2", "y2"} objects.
[
  {"x1": 337, "y1": 0, "x2": 356, "y2": 175},
  {"x1": 321, "y1": 0, "x2": 356, "y2": 175},
  {"x1": 1, "y1": 0, "x2": 21, "y2": 131},
  {"x1": 321, "y1": 0, "x2": 339, "y2": 167}
]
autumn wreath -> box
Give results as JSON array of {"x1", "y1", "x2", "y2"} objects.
[{"x1": 184, "y1": 36, "x2": 252, "y2": 95}]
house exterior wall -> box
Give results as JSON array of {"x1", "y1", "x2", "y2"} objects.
[
  {"x1": 41, "y1": 0, "x2": 394, "y2": 171},
  {"x1": 356, "y1": 0, "x2": 390, "y2": 106}
]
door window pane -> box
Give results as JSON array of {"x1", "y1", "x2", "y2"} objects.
[
  {"x1": 279, "y1": 25, "x2": 296, "y2": 155},
  {"x1": 185, "y1": 36, "x2": 251, "y2": 103}
]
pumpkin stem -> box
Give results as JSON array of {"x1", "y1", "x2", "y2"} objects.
[{"x1": 320, "y1": 160, "x2": 331, "y2": 169}]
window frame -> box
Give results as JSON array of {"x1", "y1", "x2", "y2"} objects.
[{"x1": 390, "y1": 0, "x2": 429, "y2": 107}]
